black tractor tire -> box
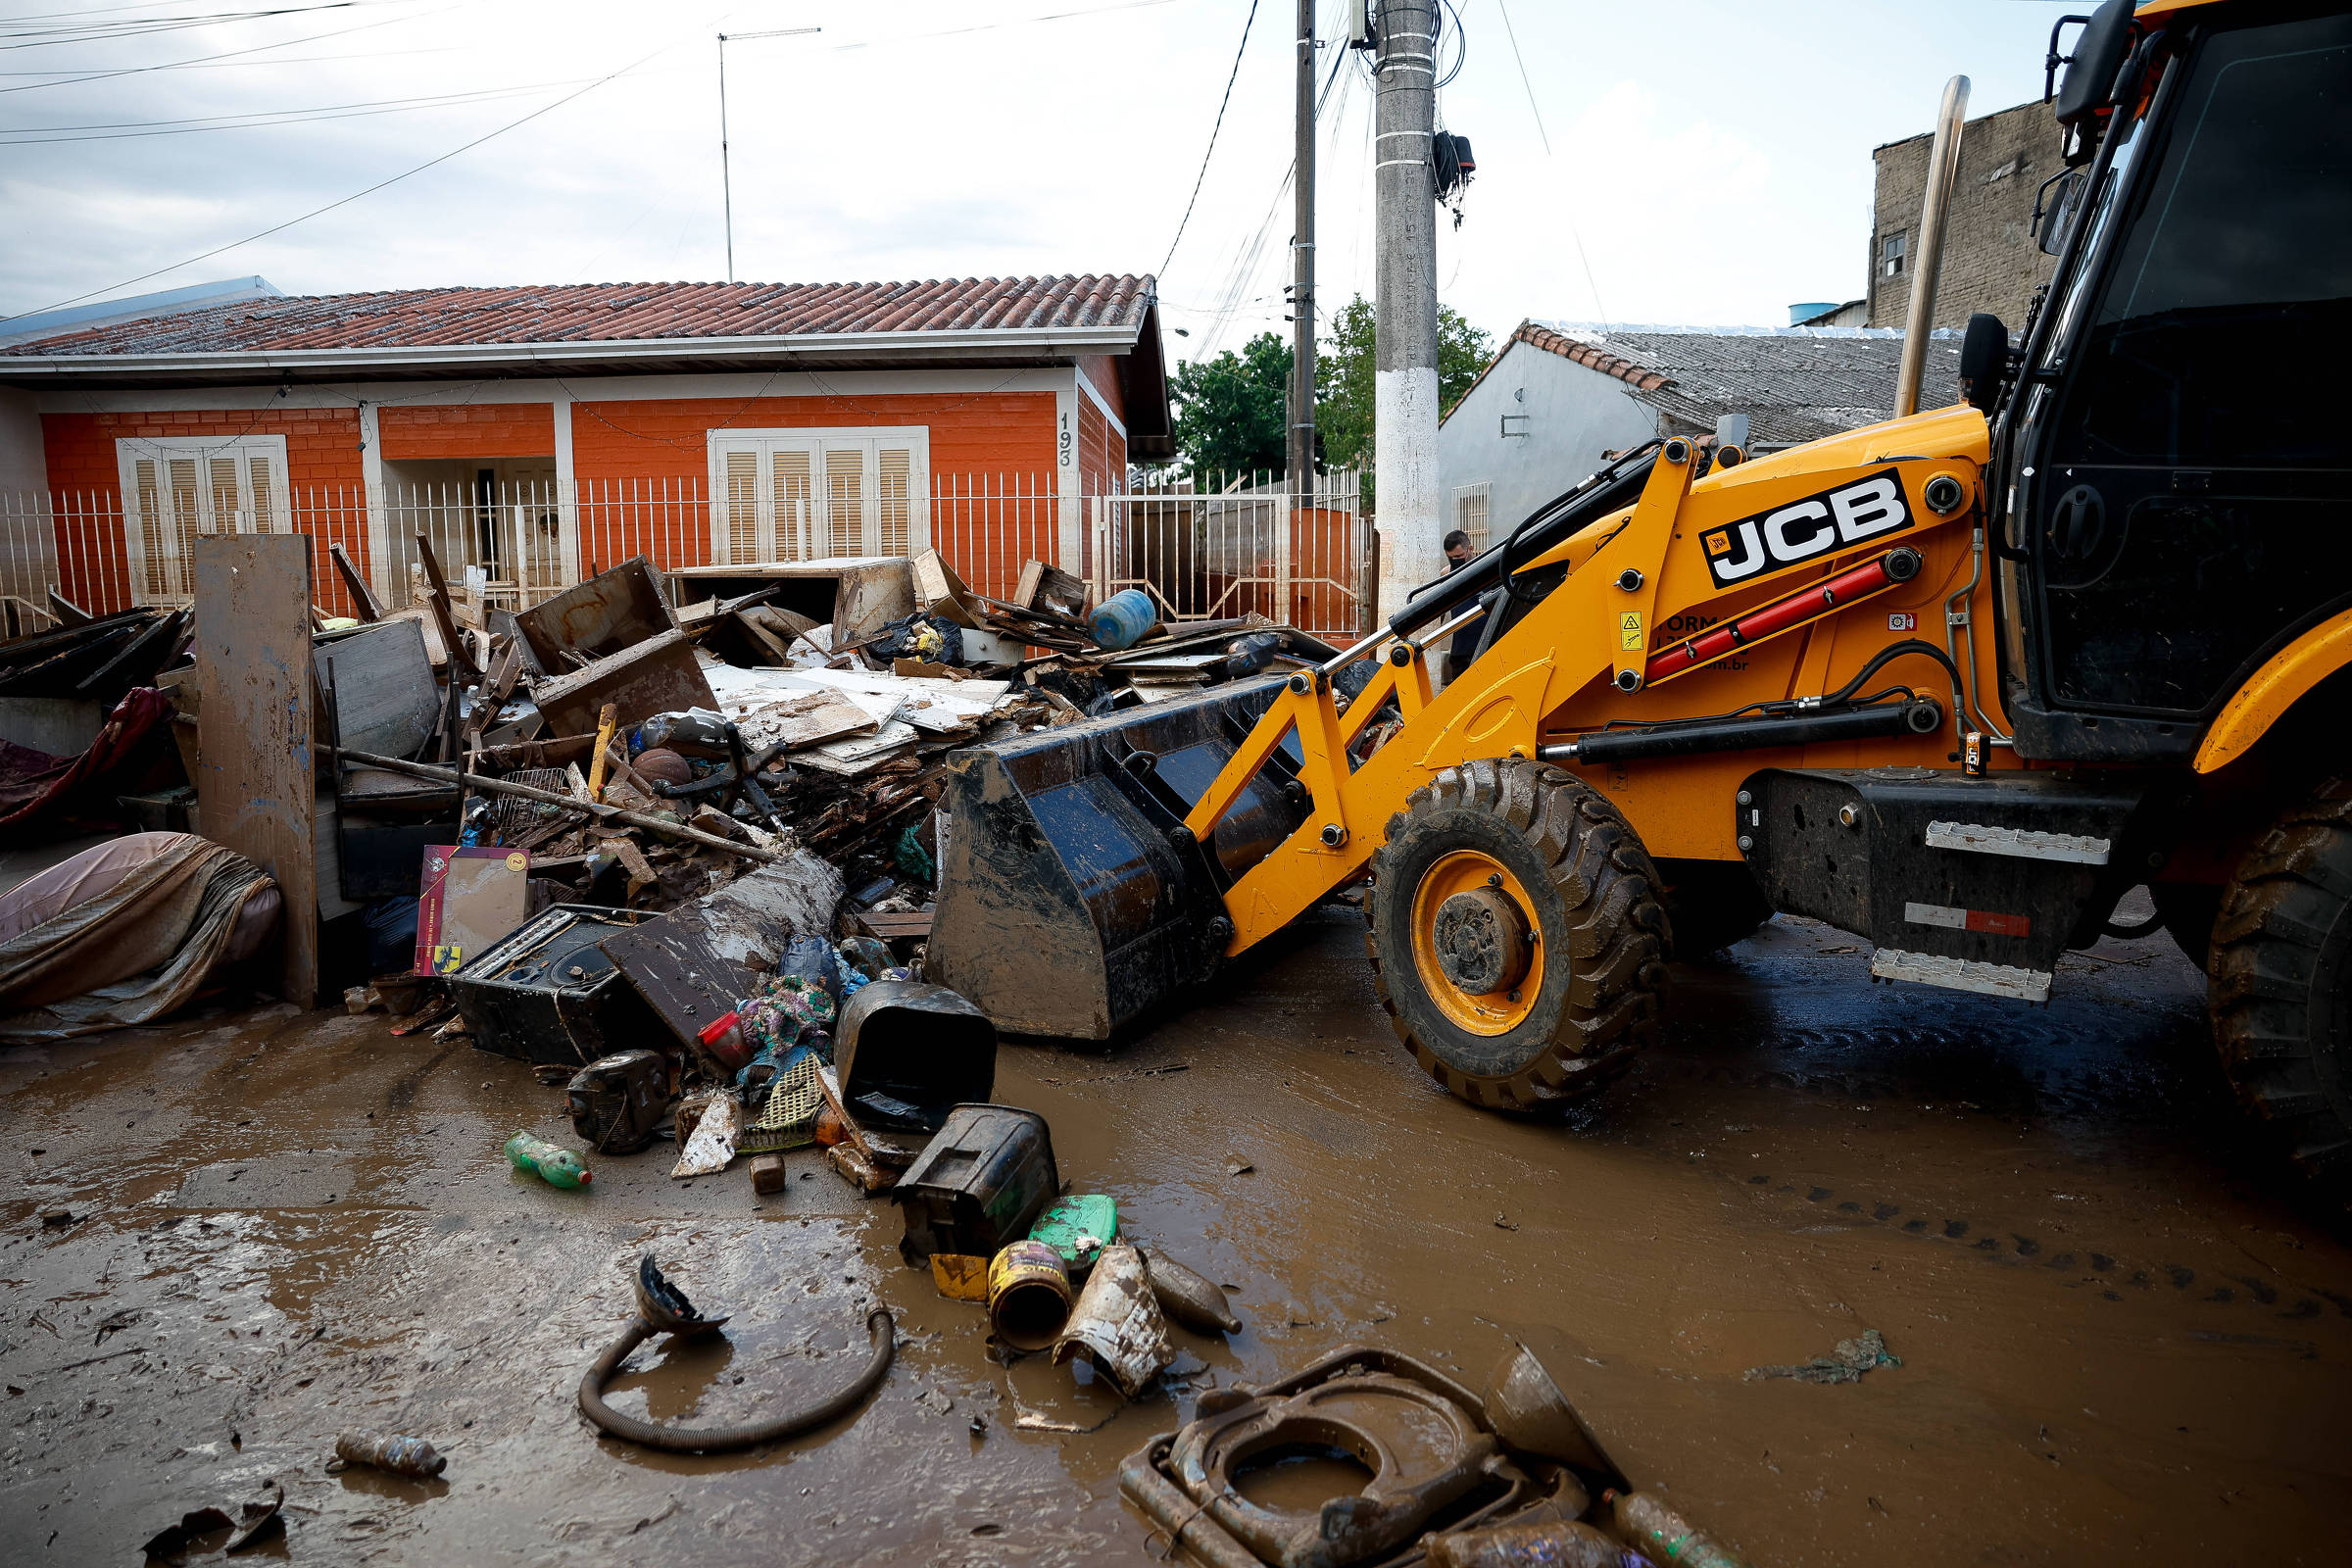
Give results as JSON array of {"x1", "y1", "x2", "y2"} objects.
[
  {"x1": 1364, "y1": 759, "x2": 1671, "y2": 1110},
  {"x1": 2209, "y1": 776, "x2": 2352, "y2": 1196},
  {"x1": 1657, "y1": 858, "x2": 1775, "y2": 958}
]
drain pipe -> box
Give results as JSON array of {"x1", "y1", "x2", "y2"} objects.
[{"x1": 1894, "y1": 75, "x2": 1971, "y2": 417}]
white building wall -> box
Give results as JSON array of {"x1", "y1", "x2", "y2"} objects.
[{"x1": 1436, "y1": 339, "x2": 1656, "y2": 541}]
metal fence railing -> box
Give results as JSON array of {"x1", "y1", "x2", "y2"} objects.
[{"x1": 0, "y1": 469, "x2": 1372, "y2": 641}]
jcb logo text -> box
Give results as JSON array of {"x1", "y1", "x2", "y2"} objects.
[{"x1": 1698, "y1": 467, "x2": 1913, "y2": 589}]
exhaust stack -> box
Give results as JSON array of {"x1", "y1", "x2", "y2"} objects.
[{"x1": 1895, "y1": 74, "x2": 1971, "y2": 417}]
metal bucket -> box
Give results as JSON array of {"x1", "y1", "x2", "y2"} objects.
[
  {"x1": 927, "y1": 678, "x2": 1307, "y2": 1040},
  {"x1": 987, "y1": 1240, "x2": 1074, "y2": 1351}
]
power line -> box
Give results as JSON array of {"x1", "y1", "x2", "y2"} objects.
[
  {"x1": 1186, "y1": 33, "x2": 1347, "y2": 357},
  {"x1": 0, "y1": 42, "x2": 459, "y2": 73},
  {"x1": 0, "y1": 2, "x2": 384, "y2": 49},
  {"x1": 1158, "y1": 0, "x2": 1261, "y2": 278},
  {"x1": 0, "y1": 0, "x2": 434, "y2": 93},
  {"x1": 1491, "y1": 0, "x2": 1545, "y2": 153},
  {"x1": 0, "y1": 76, "x2": 586, "y2": 141},
  {"x1": 1, "y1": 27, "x2": 681, "y2": 322},
  {"x1": 1491, "y1": 0, "x2": 1604, "y2": 325}
]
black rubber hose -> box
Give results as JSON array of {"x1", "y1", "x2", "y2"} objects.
[{"x1": 577, "y1": 1306, "x2": 895, "y2": 1453}]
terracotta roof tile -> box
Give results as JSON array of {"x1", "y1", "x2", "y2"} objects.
[{"x1": 4, "y1": 274, "x2": 1154, "y2": 357}]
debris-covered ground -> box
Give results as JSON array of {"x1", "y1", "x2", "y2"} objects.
[{"x1": 7, "y1": 913, "x2": 2350, "y2": 1566}]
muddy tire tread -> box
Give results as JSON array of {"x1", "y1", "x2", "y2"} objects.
[
  {"x1": 2209, "y1": 776, "x2": 2352, "y2": 1191},
  {"x1": 1364, "y1": 760, "x2": 1670, "y2": 1111}
]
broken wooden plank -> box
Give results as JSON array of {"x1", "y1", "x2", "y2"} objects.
[
  {"x1": 45, "y1": 589, "x2": 90, "y2": 628},
  {"x1": 328, "y1": 542, "x2": 382, "y2": 621},
  {"x1": 463, "y1": 635, "x2": 527, "y2": 747},
  {"x1": 854, "y1": 908, "x2": 935, "y2": 942},
  {"x1": 195, "y1": 534, "x2": 318, "y2": 1007},
  {"x1": 411, "y1": 532, "x2": 482, "y2": 682},
  {"x1": 1012, "y1": 558, "x2": 1090, "y2": 618},
  {"x1": 332, "y1": 746, "x2": 780, "y2": 863},
  {"x1": 73, "y1": 608, "x2": 184, "y2": 700}
]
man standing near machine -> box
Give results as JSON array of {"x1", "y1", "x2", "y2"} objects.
[{"x1": 1440, "y1": 529, "x2": 1485, "y2": 684}]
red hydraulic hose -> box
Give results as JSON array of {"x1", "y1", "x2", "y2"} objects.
[{"x1": 1646, "y1": 550, "x2": 1912, "y2": 684}]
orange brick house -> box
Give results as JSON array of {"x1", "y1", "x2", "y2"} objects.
[{"x1": 0, "y1": 274, "x2": 1170, "y2": 616}]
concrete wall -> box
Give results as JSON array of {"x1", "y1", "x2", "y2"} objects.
[
  {"x1": 1437, "y1": 339, "x2": 1656, "y2": 541},
  {"x1": 0, "y1": 387, "x2": 48, "y2": 492},
  {"x1": 1869, "y1": 99, "x2": 2062, "y2": 330}
]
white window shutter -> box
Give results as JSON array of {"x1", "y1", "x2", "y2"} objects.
[
  {"x1": 113, "y1": 433, "x2": 289, "y2": 603},
  {"x1": 208, "y1": 457, "x2": 243, "y2": 532},
  {"x1": 246, "y1": 454, "x2": 277, "y2": 532},
  {"x1": 773, "y1": 448, "x2": 812, "y2": 561},
  {"x1": 722, "y1": 447, "x2": 760, "y2": 564},
  {"x1": 823, "y1": 447, "x2": 863, "y2": 557},
  {"x1": 876, "y1": 446, "x2": 914, "y2": 558},
  {"x1": 131, "y1": 458, "x2": 166, "y2": 600}
]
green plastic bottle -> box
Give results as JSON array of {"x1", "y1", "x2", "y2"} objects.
[{"x1": 506, "y1": 1130, "x2": 592, "y2": 1189}]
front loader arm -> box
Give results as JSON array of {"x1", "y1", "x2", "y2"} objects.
[
  {"x1": 1184, "y1": 407, "x2": 1995, "y2": 958},
  {"x1": 1191, "y1": 437, "x2": 1706, "y2": 953}
]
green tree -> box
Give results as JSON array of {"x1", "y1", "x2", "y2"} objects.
[
  {"x1": 1314, "y1": 295, "x2": 1494, "y2": 509},
  {"x1": 1168, "y1": 331, "x2": 1292, "y2": 480}
]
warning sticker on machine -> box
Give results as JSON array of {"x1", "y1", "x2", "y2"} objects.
[
  {"x1": 1696, "y1": 466, "x2": 1915, "y2": 589},
  {"x1": 1618, "y1": 611, "x2": 1643, "y2": 651}
]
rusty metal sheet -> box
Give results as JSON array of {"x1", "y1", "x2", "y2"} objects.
[
  {"x1": 513, "y1": 556, "x2": 677, "y2": 671},
  {"x1": 195, "y1": 533, "x2": 318, "y2": 1006},
  {"x1": 528, "y1": 629, "x2": 715, "y2": 737}
]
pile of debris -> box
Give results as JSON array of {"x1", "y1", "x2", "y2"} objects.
[{"x1": 292, "y1": 538, "x2": 1342, "y2": 972}]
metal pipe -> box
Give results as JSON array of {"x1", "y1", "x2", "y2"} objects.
[
  {"x1": 1411, "y1": 601, "x2": 1487, "y2": 651},
  {"x1": 331, "y1": 746, "x2": 783, "y2": 864},
  {"x1": 1540, "y1": 699, "x2": 1942, "y2": 767},
  {"x1": 1895, "y1": 74, "x2": 1971, "y2": 417},
  {"x1": 1316, "y1": 627, "x2": 1388, "y2": 678}
]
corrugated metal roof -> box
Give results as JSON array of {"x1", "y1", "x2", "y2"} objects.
[
  {"x1": 1517, "y1": 320, "x2": 1966, "y2": 446},
  {"x1": 2, "y1": 274, "x2": 1154, "y2": 357}
]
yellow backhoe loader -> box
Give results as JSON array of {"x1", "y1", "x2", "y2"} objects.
[{"x1": 933, "y1": 0, "x2": 2352, "y2": 1191}]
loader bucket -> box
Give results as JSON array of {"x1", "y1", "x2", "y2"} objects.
[{"x1": 929, "y1": 677, "x2": 1307, "y2": 1040}]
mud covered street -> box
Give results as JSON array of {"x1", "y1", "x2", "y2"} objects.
[{"x1": 5, "y1": 911, "x2": 2351, "y2": 1566}]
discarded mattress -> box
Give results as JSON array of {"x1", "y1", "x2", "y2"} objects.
[{"x1": 0, "y1": 830, "x2": 279, "y2": 1041}]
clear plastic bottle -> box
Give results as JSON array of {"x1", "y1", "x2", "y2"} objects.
[
  {"x1": 333, "y1": 1431, "x2": 447, "y2": 1479},
  {"x1": 1604, "y1": 1492, "x2": 1752, "y2": 1568},
  {"x1": 1429, "y1": 1520, "x2": 1655, "y2": 1568},
  {"x1": 505, "y1": 1130, "x2": 591, "y2": 1189}
]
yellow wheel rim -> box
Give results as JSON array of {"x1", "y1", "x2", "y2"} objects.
[{"x1": 1408, "y1": 849, "x2": 1545, "y2": 1036}]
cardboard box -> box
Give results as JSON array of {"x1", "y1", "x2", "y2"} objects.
[{"x1": 415, "y1": 845, "x2": 530, "y2": 975}]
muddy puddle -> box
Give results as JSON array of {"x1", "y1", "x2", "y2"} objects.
[{"x1": 3, "y1": 911, "x2": 2350, "y2": 1564}]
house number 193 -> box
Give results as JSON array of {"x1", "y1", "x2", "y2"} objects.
[{"x1": 1059, "y1": 411, "x2": 1072, "y2": 467}]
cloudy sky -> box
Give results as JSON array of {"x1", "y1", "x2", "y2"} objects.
[{"x1": 0, "y1": 0, "x2": 2068, "y2": 359}]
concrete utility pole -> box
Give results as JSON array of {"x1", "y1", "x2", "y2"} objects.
[
  {"x1": 1372, "y1": 0, "x2": 1441, "y2": 624},
  {"x1": 1287, "y1": 0, "x2": 1317, "y2": 493}
]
